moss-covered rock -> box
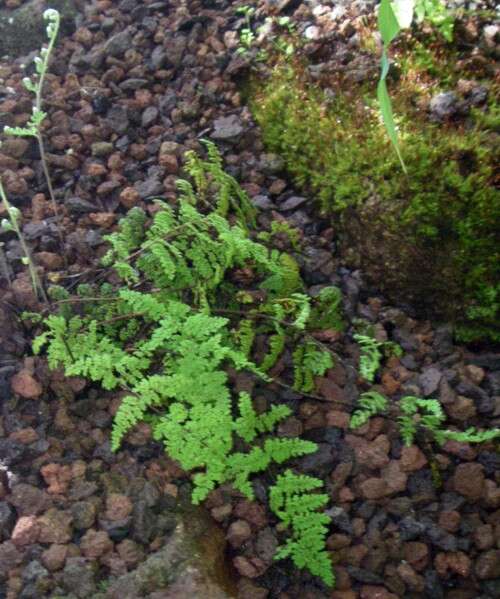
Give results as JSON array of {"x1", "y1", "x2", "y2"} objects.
[
  {"x1": 249, "y1": 58, "x2": 499, "y2": 342},
  {"x1": 0, "y1": 0, "x2": 76, "y2": 58}
]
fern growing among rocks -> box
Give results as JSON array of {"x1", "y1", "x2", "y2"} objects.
[
  {"x1": 293, "y1": 341, "x2": 333, "y2": 393},
  {"x1": 32, "y1": 144, "x2": 344, "y2": 584},
  {"x1": 354, "y1": 333, "x2": 383, "y2": 382},
  {"x1": 270, "y1": 470, "x2": 334, "y2": 586},
  {"x1": 350, "y1": 392, "x2": 500, "y2": 446},
  {"x1": 350, "y1": 391, "x2": 388, "y2": 428}
]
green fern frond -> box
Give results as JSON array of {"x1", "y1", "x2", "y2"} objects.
[
  {"x1": 233, "y1": 393, "x2": 292, "y2": 443},
  {"x1": 354, "y1": 333, "x2": 383, "y2": 382},
  {"x1": 350, "y1": 391, "x2": 388, "y2": 429},
  {"x1": 437, "y1": 427, "x2": 500, "y2": 445},
  {"x1": 261, "y1": 253, "x2": 303, "y2": 297},
  {"x1": 270, "y1": 470, "x2": 334, "y2": 586},
  {"x1": 293, "y1": 341, "x2": 333, "y2": 392},
  {"x1": 309, "y1": 286, "x2": 343, "y2": 332},
  {"x1": 260, "y1": 333, "x2": 286, "y2": 372},
  {"x1": 234, "y1": 319, "x2": 256, "y2": 358}
]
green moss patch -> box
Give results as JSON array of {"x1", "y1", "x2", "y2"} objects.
[{"x1": 249, "y1": 60, "x2": 499, "y2": 342}]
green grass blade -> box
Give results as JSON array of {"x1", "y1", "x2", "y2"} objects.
[
  {"x1": 377, "y1": 51, "x2": 407, "y2": 173},
  {"x1": 379, "y1": 0, "x2": 400, "y2": 44}
]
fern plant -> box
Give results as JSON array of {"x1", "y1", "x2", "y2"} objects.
[
  {"x1": 32, "y1": 145, "x2": 346, "y2": 585},
  {"x1": 181, "y1": 139, "x2": 256, "y2": 229},
  {"x1": 349, "y1": 392, "x2": 500, "y2": 447},
  {"x1": 354, "y1": 333, "x2": 383, "y2": 382},
  {"x1": 4, "y1": 9, "x2": 63, "y2": 242},
  {"x1": 398, "y1": 396, "x2": 500, "y2": 446},
  {"x1": 293, "y1": 341, "x2": 333, "y2": 393},
  {"x1": 270, "y1": 470, "x2": 334, "y2": 586},
  {"x1": 350, "y1": 391, "x2": 388, "y2": 428}
]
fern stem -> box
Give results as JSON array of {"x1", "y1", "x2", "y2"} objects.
[
  {"x1": 36, "y1": 133, "x2": 65, "y2": 249},
  {"x1": 0, "y1": 179, "x2": 48, "y2": 303}
]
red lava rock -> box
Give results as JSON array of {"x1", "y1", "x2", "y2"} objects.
[
  {"x1": 442, "y1": 439, "x2": 476, "y2": 461},
  {"x1": 211, "y1": 504, "x2": 232, "y2": 522},
  {"x1": 159, "y1": 153, "x2": 179, "y2": 174},
  {"x1": 11, "y1": 275, "x2": 39, "y2": 310},
  {"x1": 360, "y1": 585, "x2": 399, "y2": 599},
  {"x1": 475, "y1": 550, "x2": 500, "y2": 579},
  {"x1": 8, "y1": 428, "x2": 38, "y2": 444},
  {"x1": 277, "y1": 416, "x2": 303, "y2": 438},
  {"x1": 344, "y1": 543, "x2": 369, "y2": 566},
  {"x1": 108, "y1": 153, "x2": 124, "y2": 171},
  {"x1": 97, "y1": 180, "x2": 122, "y2": 196},
  {"x1": 11, "y1": 369, "x2": 43, "y2": 399},
  {"x1": 41, "y1": 544, "x2": 68, "y2": 572},
  {"x1": 86, "y1": 163, "x2": 107, "y2": 177},
  {"x1": 396, "y1": 562, "x2": 424, "y2": 591},
  {"x1": 331, "y1": 592, "x2": 357, "y2": 599},
  {"x1": 101, "y1": 551, "x2": 128, "y2": 576},
  {"x1": 484, "y1": 479, "x2": 500, "y2": 508},
  {"x1": 452, "y1": 462, "x2": 485, "y2": 501},
  {"x1": 381, "y1": 371, "x2": 401, "y2": 395},
  {"x1": 233, "y1": 555, "x2": 267, "y2": 578},
  {"x1": 88, "y1": 212, "x2": 116, "y2": 228},
  {"x1": 120, "y1": 186, "x2": 141, "y2": 208},
  {"x1": 403, "y1": 542, "x2": 429, "y2": 571},
  {"x1": 233, "y1": 501, "x2": 267, "y2": 530},
  {"x1": 269, "y1": 179, "x2": 287, "y2": 195},
  {"x1": 345, "y1": 434, "x2": 390, "y2": 470},
  {"x1": 0, "y1": 153, "x2": 18, "y2": 170},
  {"x1": 435, "y1": 552, "x2": 472, "y2": 578},
  {"x1": 326, "y1": 410, "x2": 350, "y2": 429},
  {"x1": 438, "y1": 510, "x2": 461, "y2": 533},
  {"x1": 474, "y1": 524, "x2": 494, "y2": 550},
  {"x1": 80, "y1": 529, "x2": 113, "y2": 559},
  {"x1": 360, "y1": 478, "x2": 389, "y2": 500},
  {"x1": 226, "y1": 519, "x2": 252, "y2": 548},
  {"x1": 105, "y1": 494, "x2": 133, "y2": 522},
  {"x1": 54, "y1": 407, "x2": 76, "y2": 433},
  {"x1": 464, "y1": 364, "x2": 485, "y2": 384},
  {"x1": 37, "y1": 509, "x2": 73, "y2": 544},
  {"x1": 339, "y1": 486, "x2": 355, "y2": 502},
  {"x1": 11, "y1": 516, "x2": 40, "y2": 547},
  {"x1": 116, "y1": 539, "x2": 145, "y2": 568},
  {"x1": 327, "y1": 534, "x2": 352, "y2": 550},
  {"x1": 381, "y1": 460, "x2": 408, "y2": 494},
  {"x1": 1, "y1": 138, "x2": 29, "y2": 159},
  {"x1": 445, "y1": 395, "x2": 477, "y2": 421},
  {"x1": 7, "y1": 484, "x2": 51, "y2": 516},
  {"x1": 34, "y1": 252, "x2": 64, "y2": 270},
  {"x1": 40, "y1": 463, "x2": 73, "y2": 495},
  {"x1": 0, "y1": 541, "x2": 23, "y2": 573},
  {"x1": 400, "y1": 446, "x2": 428, "y2": 472},
  {"x1": 316, "y1": 377, "x2": 347, "y2": 404}
]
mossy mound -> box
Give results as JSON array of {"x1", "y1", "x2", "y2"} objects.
[{"x1": 249, "y1": 56, "x2": 499, "y2": 343}]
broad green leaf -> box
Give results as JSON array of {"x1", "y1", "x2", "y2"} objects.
[
  {"x1": 377, "y1": 50, "x2": 407, "y2": 173},
  {"x1": 378, "y1": 0, "x2": 400, "y2": 45},
  {"x1": 391, "y1": 0, "x2": 415, "y2": 28}
]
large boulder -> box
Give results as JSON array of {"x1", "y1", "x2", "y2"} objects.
[
  {"x1": 250, "y1": 44, "x2": 499, "y2": 342},
  {"x1": 104, "y1": 505, "x2": 237, "y2": 599}
]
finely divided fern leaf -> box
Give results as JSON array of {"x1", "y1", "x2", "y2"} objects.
[
  {"x1": 354, "y1": 333, "x2": 383, "y2": 382},
  {"x1": 270, "y1": 470, "x2": 334, "y2": 586},
  {"x1": 350, "y1": 391, "x2": 388, "y2": 429}
]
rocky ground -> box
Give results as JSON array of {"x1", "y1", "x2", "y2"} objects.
[{"x1": 0, "y1": 1, "x2": 499, "y2": 598}]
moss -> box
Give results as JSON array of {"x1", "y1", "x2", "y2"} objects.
[{"x1": 249, "y1": 62, "x2": 499, "y2": 342}]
